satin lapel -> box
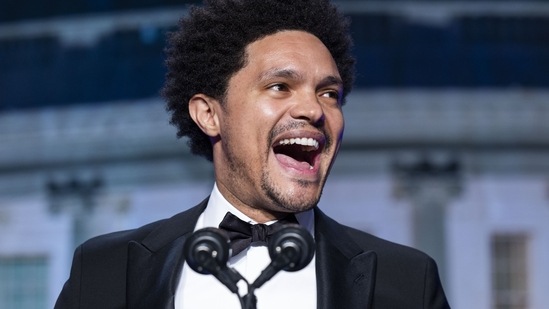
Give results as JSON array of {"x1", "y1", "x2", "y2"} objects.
[
  {"x1": 315, "y1": 208, "x2": 377, "y2": 309},
  {"x1": 126, "y1": 200, "x2": 208, "y2": 309}
]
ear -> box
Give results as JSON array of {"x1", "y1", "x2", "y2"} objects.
[{"x1": 188, "y1": 94, "x2": 221, "y2": 137}]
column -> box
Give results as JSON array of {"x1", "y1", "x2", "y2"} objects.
[{"x1": 392, "y1": 156, "x2": 461, "y2": 283}]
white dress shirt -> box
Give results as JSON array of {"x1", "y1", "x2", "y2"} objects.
[{"x1": 175, "y1": 183, "x2": 317, "y2": 308}]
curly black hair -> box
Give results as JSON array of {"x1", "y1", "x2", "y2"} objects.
[{"x1": 162, "y1": 0, "x2": 355, "y2": 161}]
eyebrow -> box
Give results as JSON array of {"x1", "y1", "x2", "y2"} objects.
[
  {"x1": 258, "y1": 68, "x2": 343, "y2": 88},
  {"x1": 318, "y1": 75, "x2": 344, "y2": 89},
  {"x1": 258, "y1": 68, "x2": 303, "y2": 83}
]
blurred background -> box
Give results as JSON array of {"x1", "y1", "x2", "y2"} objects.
[{"x1": 1, "y1": 0, "x2": 548, "y2": 308}]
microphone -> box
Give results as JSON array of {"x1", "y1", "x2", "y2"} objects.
[
  {"x1": 183, "y1": 227, "x2": 246, "y2": 294},
  {"x1": 251, "y1": 224, "x2": 315, "y2": 289}
]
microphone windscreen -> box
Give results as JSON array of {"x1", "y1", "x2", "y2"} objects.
[
  {"x1": 267, "y1": 224, "x2": 315, "y2": 272},
  {"x1": 183, "y1": 227, "x2": 231, "y2": 274}
]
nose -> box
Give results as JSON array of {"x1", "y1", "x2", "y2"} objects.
[{"x1": 289, "y1": 91, "x2": 325, "y2": 126}]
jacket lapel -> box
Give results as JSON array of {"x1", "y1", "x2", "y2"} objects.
[
  {"x1": 315, "y1": 208, "x2": 377, "y2": 309},
  {"x1": 126, "y1": 200, "x2": 208, "y2": 309}
]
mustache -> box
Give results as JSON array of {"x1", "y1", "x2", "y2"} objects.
[{"x1": 269, "y1": 122, "x2": 331, "y2": 149}]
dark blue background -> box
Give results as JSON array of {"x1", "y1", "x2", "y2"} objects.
[{"x1": 1, "y1": 1, "x2": 548, "y2": 111}]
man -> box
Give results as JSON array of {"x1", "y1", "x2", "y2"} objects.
[{"x1": 55, "y1": 0, "x2": 450, "y2": 308}]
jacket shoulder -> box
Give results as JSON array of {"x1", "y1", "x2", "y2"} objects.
[
  {"x1": 315, "y1": 208, "x2": 449, "y2": 307},
  {"x1": 55, "y1": 201, "x2": 208, "y2": 308},
  {"x1": 341, "y1": 225, "x2": 450, "y2": 308},
  {"x1": 344, "y1": 225, "x2": 431, "y2": 262},
  {"x1": 81, "y1": 219, "x2": 166, "y2": 254},
  {"x1": 80, "y1": 199, "x2": 208, "y2": 255}
]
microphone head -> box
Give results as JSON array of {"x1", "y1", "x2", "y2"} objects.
[
  {"x1": 268, "y1": 224, "x2": 315, "y2": 272},
  {"x1": 183, "y1": 227, "x2": 231, "y2": 275}
]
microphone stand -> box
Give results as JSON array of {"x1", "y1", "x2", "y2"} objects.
[
  {"x1": 240, "y1": 287, "x2": 257, "y2": 309},
  {"x1": 212, "y1": 267, "x2": 258, "y2": 309},
  {"x1": 222, "y1": 275, "x2": 253, "y2": 309},
  {"x1": 236, "y1": 251, "x2": 293, "y2": 309}
]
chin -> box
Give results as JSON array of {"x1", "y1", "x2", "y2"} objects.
[
  {"x1": 262, "y1": 169, "x2": 325, "y2": 210},
  {"x1": 278, "y1": 190, "x2": 322, "y2": 213}
]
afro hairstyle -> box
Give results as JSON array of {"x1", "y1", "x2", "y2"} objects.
[{"x1": 162, "y1": 0, "x2": 355, "y2": 161}]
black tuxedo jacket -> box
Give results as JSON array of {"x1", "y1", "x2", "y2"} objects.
[{"x1": 55, "y1": 198, "x2": 450, "y2": 308}]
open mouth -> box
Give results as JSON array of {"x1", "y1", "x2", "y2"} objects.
[{"x1": 273, "y1": 137, "x2": 323, "y2": 170}]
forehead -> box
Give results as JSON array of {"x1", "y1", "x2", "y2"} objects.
[{"x1": 242, "y1": 30, "x2": 339, "y2": 76}]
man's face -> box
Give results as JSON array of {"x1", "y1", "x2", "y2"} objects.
[{"x1": 213, "y1": 30, "x2": 344, "y2": 220}]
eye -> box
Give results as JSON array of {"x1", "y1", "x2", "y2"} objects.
[
  {"x1": 320, "y1": 89, "x2": 342, "y2": 103},
  {"x1": 269, "y1": 83, "x2": 289, "y2": 92}
]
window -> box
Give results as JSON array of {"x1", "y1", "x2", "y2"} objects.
[
  {"x1": 0, "y1": 256, "x2": 48, "y2": 309},
  {"x1": 491, "y1": 234, "x2": 529, "y2": 309}
]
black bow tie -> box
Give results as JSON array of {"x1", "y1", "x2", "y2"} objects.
[{"x1": 218, "y1": 212, "x2": 299, "y2": 257}]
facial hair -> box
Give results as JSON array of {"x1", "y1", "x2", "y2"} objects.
[
  {"x1": 223, "y1": 119, "x2": 334, "y2": 213},
  {"x1": 260, "y1": 168, "x2": 324, "y2": 213}
]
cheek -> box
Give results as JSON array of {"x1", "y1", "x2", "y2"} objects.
[
  {"x1": 257, "y1": 101, "x2": 281, "y2": 119},
  {"x1": 327, "y1": 109, "x2": 345, "y2": 136},
  {"x1": 247, "y1": 100, "x2": 284, "y2": 137},
  {"x1": 224, "y1": 113, "x2": 269, "y2": 157}
]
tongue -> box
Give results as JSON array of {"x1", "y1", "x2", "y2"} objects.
[{"x1": 275, "y1": 153, "x2": 311, "y2": 171}]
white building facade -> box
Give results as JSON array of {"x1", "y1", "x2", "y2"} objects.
[{"x1": 1, "y1": 90, "x2": 548, "y2": 308}]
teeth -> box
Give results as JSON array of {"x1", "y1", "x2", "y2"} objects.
[{"x1": 278, "y1": 137, "x2": 319, "y2": 150}]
